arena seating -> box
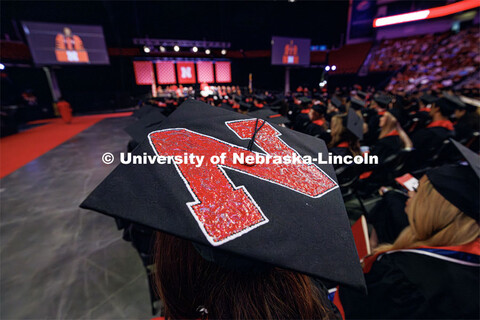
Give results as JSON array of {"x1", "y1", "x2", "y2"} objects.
[{"x1": 368, "y1": 27, "x2": 480, "y2": 93}]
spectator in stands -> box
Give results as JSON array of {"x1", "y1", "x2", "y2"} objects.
[{"x1": 371, "y1": 27, "x2": 479, "y2": 95}]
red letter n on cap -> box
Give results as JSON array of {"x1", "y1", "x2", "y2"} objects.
[{"x1": 148, "y1": 119, "x2": 337, "y2": 246}]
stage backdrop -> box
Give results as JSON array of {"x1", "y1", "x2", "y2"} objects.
[
  {"x1": 133, "y1": 60, "x2": 232, "y2": 85},
  {"x1": 22, "y1": 21, "x2": 109, "y2": 65}
]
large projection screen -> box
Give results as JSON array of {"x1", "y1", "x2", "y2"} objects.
[
  {"x1": 22, "y1": 21, "x2": 110, "y2": 65},
  {"x1": 271, "y1": 36, "x2": 311, "y2": 67}
]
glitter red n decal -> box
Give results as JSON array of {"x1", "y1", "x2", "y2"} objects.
[{"x1": 148, "y1": 119, "x2": 337, "y2": 245}]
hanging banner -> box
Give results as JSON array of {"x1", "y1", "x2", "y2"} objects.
[
  {"x1": 197, "y1": 61, "x2": 214, "y2": 83},
  {"x1": 215, "y1": 61, "x2": 232, "y2": 83},
  {"x1": 156, "y1": 61, "x2": 177, "y2": 84},
  {"x1": 133, "y1": 61, "x2": 154, "y2": 85},
  {"x1": 176, "y1": 61, "x2": 196, "y2": 84}
]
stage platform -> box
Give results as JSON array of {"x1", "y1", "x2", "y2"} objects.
[{"x1": 0, "y1": 115, "x2": 154, "y2": 319}]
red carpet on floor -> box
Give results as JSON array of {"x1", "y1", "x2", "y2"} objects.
[{"x1": 0, "y1": 112, "x2": 132, "y2": 179}]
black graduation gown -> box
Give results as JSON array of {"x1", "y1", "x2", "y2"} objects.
[
  {"x1": 304, "y1": 121, "x2": 332, "y2": 144},
  {"x1": 292, "y1": 112, "x2": 310, "y2": 133},
  {"x1": 329, "y1": 145, "x2": 352, "y2": 170},
  {"x1": 455, "y1": 115, "x2": 480, "y2": 152},
  {"x1": 367, "y1": 190, "x2": 409, "y2": 244},
  {"x1": 455, "y1": 121, "x2": 474, "y2": 144},
  {"x1": 409, "y1": 123, "x2": 454, "y2": 169},
  {"x1": 358, "y1": 134, "x2": 402, "y2": 190},
  {"x1": 329, "y1": 146, "x2": 350, "y2": 157},
  {"x1": 370, "y1": 135, "x2": 402, "y2": 164},
  {"x1": 363, "y1": 110, "x2": 380, "y2": 146},
  {"x1": 339, "y1": 243, "x2": 480, "y2": 319}
]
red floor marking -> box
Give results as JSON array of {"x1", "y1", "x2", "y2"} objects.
[{"x1": 0, "y1": 112, "x2": 132, "y2": 178}]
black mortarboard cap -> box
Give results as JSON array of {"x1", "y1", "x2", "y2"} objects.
[
  {"x1": 388, "y1": 107, "x2": 405, "y2": 124},
  {"x1": 394, "y1": 95, "x2": 408, "y2": 108},
  {"x1": 219, "y1": 103, "x2": 237, "y2": 113},
  {"x1": 248, "y1": 108, "x2": 289, "y2": 125},
  {"x1": 373, "y1": 93, "x2": 392, "y2": 108},
  {"x1": 346, "y1": 108, "x2": 364, "y2": 140},
  {"x1": 254, "y1": 94, "x2": 267, "y2": 101},
  {"x1": 331, "y1": 96, "x2": 343, "y2": 109},
  {"x1": 270, "y1": 94, "x2": 285, "y2": 106},
  {"x1": 357, "y1": 91, "x2": 368, "y2": 99},
  {"x1": 420, "y1": 94, "x2": 439, "y2": 105},
  {"x1": 239, "y1": 101, "x2": 253, "y2": 111},
  {"x1": 125, "y1": 109, "x2": 167, "y2": 144},
  {"x1": 435, "y1": 97, "x2": 456, "y2": 117},
  {"x1": 459, "y1": 95, "x2": 480, "y2": 111},
  {"x1": 81, "y1": 100, "x2": 365, "y2": 290},
  {"x1": 427, "y1": 140, "x2": 479, "y2": 222},
  {"x1": 350, "y1": 97, "x2": 365, "y2": 110},
  {"x1": 132, "y1": 104, "x2": 166, "y2": 119},
  {"x1": 442, "y1": 92, "x2": 466, "y2": 110},
  {"x1": 312, "y1": 103, "x2": 327, "y2": 115},
  {"x1": 298, "y1": 96, "x2": 312, "y2": 105}
]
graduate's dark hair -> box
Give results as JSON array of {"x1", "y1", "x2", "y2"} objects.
[{"x1": 154, "y1": 231, "x2": 335, "y2": 320}]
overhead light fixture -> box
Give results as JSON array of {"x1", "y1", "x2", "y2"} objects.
[
  {"x1": 205, "y1": 49, "x2": 211, "y2": 55},
  {"x1": 221, "y1": 49, "x2": 227, "y2": 55},
  {"x1": 0, "y1": 63, "x2": 5, "y2": 70},
  {"x1": 174, "y1": 45, "x2": 180, "y2": 52},
  {"x1": 143, "y1": 46, "x2": 151, "y2": 53},
  {"x1": 192, "y1": 46, "x2": 198, "y2": 53},
  {"x1": 331, "y1": 65, "x2": 337, "y2": 71},
  {"x1": 159, "y1": 46, "x2": 166, "y2": 52},
  {"x1": 325, "y1": 65, "x2": 330, "y2": 71},
  {"x1": 288, "y1": 0, "x2": 296, "y2": 2}
]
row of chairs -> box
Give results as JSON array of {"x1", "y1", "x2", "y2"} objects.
[{"x1": 336, "y1": 134, "x2": 478, "y2": 218}]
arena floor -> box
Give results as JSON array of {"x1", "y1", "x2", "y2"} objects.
[{"x1": 0, "y1": 116, "x2": 154, "y2": 319}]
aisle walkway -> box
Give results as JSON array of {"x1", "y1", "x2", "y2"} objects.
[
  {"x1": 0, "y1": 116, "x2": 152, "y2": 319},
  {"x1": 0, "y1": 112, "x2": 132, "y2": 178}
]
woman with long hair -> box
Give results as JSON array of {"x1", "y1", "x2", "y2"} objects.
[
  {"x1": 373, "y1": 109, "x2": 412, "y2": 162},
  {"x1": 328, "y1": 111, "x2": 362, "y2": 158},
  {"x1": 359, "y1": 109, "x2": 413, "y2": 185},
  {"x1": 340, "y1": 145, "x2": 480, "y2": 319}
]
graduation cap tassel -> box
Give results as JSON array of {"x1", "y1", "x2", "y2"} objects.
[{"x1": 247, "y1": 118, "x2": 266, "y2": 151}]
